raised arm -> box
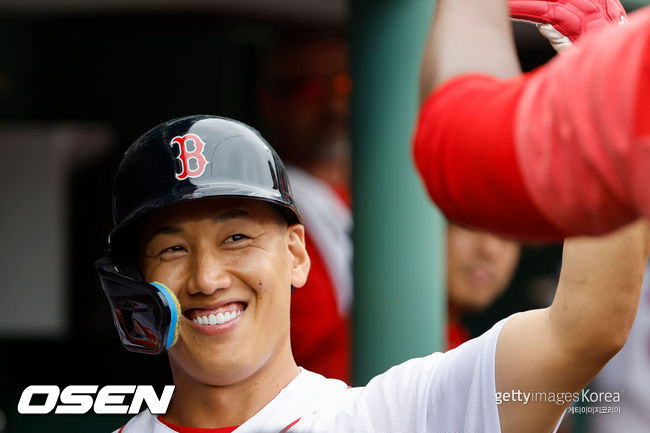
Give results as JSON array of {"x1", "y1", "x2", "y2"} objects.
[
  {"x1": 414, "y1": 1, "x2": 650, "y2": 240},
  {"x1": 420, "y1": 0, "x2": 520, "y2": 101},
  {"x1": 496, "y1": 220, "x2": 650, "y2": 432}
]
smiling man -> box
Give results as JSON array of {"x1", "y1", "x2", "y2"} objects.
[
  {"x1": 97, "y1": 115, "x2": 649, "y2": 433},
  {"x1": 96, "y1": 115, "x2": 312, "y2": 432},
  {"x1": 138, "y1": 198, "x2": 307, "y2": 429}
]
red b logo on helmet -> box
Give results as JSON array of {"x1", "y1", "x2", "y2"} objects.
[{"x1": 170, "y1": 134, "x2": 209, "y2": 180}]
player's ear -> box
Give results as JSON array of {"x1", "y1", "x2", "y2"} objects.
[{"x1": 287, "y1": 224, "x2": 310, "y2": 288}]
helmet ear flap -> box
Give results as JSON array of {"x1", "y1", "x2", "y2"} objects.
[{"x1": 96, "y1": 257, "x2": 180, "y2": 354}]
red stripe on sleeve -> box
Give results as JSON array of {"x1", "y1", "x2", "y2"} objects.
[{"x1": 279, "y1": 417, "x2": 302, "y2": 433}]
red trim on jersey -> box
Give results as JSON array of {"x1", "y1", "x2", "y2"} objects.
[
  {"x1": 279, "y1": 417, "x2": 302, "y2": 433},
  {"x1": 118, "y1": 426, "x2": 125, "y2": 433},
  {"x1": 447, "y1": 319, "x2": 471, "y2": 351},
  {"x1": 413, "y1": 74, "x2": 563, "y2": 240},
  {"x1": 157, "y1": 415, "x2": 238, "y2": 433},
  {"x1": 331, "y1": 183, "x2": 352, "y2": 208}
]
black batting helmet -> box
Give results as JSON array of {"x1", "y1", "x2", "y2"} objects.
[{"x1": 96, "y1": 115, "x2": 301, "y2": 354}]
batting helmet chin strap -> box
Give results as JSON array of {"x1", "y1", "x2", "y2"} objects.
[{"x1": 96, "y1": 257, "x2": 181, "y2": 355}]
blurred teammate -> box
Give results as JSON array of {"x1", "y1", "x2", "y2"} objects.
[
  {"x1": 261, "y1": 36, "x2": 352, "y2": 382},
  {"x1": 446, "y1": 223, "x2": 521, "y2": 349}
]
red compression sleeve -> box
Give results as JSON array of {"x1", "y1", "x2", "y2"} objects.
[
  {"x1": 414, "y1": 7, "x2": 650, "y2": 240},
  {"x1": 413, "y1": 74, "x2": 563, "y2": 240},
  {"x1": 515, "y1": 8, "x2": 650, "y2": 235}
]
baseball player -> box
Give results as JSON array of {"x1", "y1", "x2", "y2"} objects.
[
  {"x1": 98, "y1": 115, "x2": 648, "y2": 433},
  {"x1": 445, "y1": 223, "x2": 521, "y2": 350},
  {"x1": 414, "y1": 0, "x2": 650, "y2": 240}
]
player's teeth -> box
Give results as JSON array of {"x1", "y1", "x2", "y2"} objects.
[{"x1": 193, "y1": 309, "x2": 243, "y2": 326}]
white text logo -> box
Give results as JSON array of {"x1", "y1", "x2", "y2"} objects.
[{"x1": 17, "y1": 385, "x2": 175, "y2": 414}]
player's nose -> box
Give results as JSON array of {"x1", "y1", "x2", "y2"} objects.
[
  {"x1": 186, "y1": 250, "x2": 231, "y2": 296},
  {"x1": 477, "y1": 233, "x2": 509, "y2": 259}
]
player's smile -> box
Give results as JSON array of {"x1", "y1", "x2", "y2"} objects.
[
  {"x1": 463, "y1": 265, "x2": 494, "y2": 288},
  {"x1": 184, "y1": 301, "x2": 247, "y2": 335}
]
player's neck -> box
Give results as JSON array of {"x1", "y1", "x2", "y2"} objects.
[
  {"x1": 164, "y1": 342, "x2": 300, "y2": 428},
  {"x1": 447, "y1": 303, "x2": 461, "y2": 324}
]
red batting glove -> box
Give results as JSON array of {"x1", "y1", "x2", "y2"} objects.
[{"x1": 509, "y1": 0, "x2": 627, "y2": 51}]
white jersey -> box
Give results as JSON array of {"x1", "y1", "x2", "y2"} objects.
[{"x1": 115, "y1": 316, "x2": 517, "y2": 433}]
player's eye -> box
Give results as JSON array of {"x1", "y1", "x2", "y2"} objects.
[
  {"x1": 223, "y1": 233, "x2": 250, "y2": 244},
  {"x1": 158, "y1": 245, "x2": 186, "y2": 256}
]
